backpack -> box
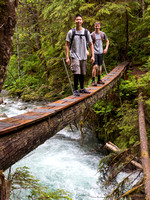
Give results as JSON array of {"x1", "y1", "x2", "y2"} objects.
[
  {"x1": 91, "y1": 31, "x2": 103, "y2": 44},
  {"x1": 70, "y1": 28, "x2": 88, "y2": 49}
]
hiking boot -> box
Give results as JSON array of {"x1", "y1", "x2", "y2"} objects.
[
  {"x1": 97, "y1": 80, "x2": 105, "y2": 84},
  {"x1": 73, "y1": 90, "x2": 80, "y2": 96},
  {"x1": 92, "y1": 82, "x2": 97, "y2": 86},
  {"x1": 79, "y1": 88, "x2": 91, "y2": 94}
]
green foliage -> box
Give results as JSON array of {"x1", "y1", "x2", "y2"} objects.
[
  {"x1": 90, "y1": 68, "x2": 150, "y2": 148},
  {"x1": 93, "y1": 100, "x2": 114, "y2": 115},
  {"x1": 145, "y1": 99, "x2": 150, "y2": 116},
  {"x1": 119, "y1": 78, "x2": 138, "y2": 99},
  {"x1": 4, "y1": 0, "x2": 150, "y2": 101},
  {"x1": 10, "y1": 166, "x2": 72, "y2": 200},
  {"x1": 138, "y1": 71, "x2": 150, "y2": 97},
  {"x1": 115, "y1": 102, "x2": 139, "y2": 148}
]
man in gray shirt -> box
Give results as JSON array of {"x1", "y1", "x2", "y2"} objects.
[
  {"x1": 65, "y1": 14, "x2": 94, "y2": 96},
  {"x1": 91, "y1": 22, "x2": 109, "y2": 86}
]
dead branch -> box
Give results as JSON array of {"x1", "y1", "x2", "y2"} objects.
[
  {"x1": 105, "y1": 141, "x2": 143, "y2": 170},
  {"x1": 116, "y1": 183, "x2": 144, "y2": 200}
]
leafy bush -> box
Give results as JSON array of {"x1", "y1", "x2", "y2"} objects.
[{"x1": 9, "y1": 166, "x2": 72, "y2": 200}]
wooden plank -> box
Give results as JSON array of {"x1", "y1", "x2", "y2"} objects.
[
  {"x1": 34, "y1": 108, "x2": 56, "y2": 113},
  {"x1": 0, "y1": 122, "x2": 19, "y2": 129},
  {"x1": 12, "y1": 114, "x2": 42, "y2": 120},
  {"x1": 48, "y1": 103, "x2": 68, "y2": 106},
  {"x1": 62, "y1": 98, "x2": 77, "y2": 102}
]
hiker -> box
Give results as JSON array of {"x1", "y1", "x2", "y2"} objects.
[
  {"x1": 65, "y1": 14, "x2": 95, "y2": 96},
  {"x1": 91, "y1": 22, "x2": 109, "y2": 86}
]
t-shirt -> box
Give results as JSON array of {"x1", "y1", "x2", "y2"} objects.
[
  {"x1": 66, "y1": 27, "x2": 92, "y2": 60},
  {"x1": 91, "y1": 31, "x2": 107, "y2": 54}
]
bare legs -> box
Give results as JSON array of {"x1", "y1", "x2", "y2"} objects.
[{"x1": 92, "y1": 65, "x2": 104, "y2": 85}]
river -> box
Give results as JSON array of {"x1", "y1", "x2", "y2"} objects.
[{"x1": 0, "y1": 97, "x2": 139, "y2": 199}]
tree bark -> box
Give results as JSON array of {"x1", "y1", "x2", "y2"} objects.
[
  {"x1": 16, "y1": 24, "x2": 20, "y2": 79},
  {"x1": 138, "y1": 92, "x2": 150, "y2": 200},
  {"x1": 142, "y1": 0, "x2": 145, "y2": 19},
  {"x1": 0, "y1": 171, "x2": 6, "y2": 200},
  {"x1": 0, "y1": 0, "x2": 18, "y2": 93},
  {"x1": 0, "y1": 171, "x2": 10, "y2": 200},
  {"x1": 125, "y1": 9, "x2": 129, "y2": 59}
]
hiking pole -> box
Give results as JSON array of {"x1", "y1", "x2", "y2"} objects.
[
  {"x1": 62, "y1": 58, "x2": 74, "y2": 95},
  {"x1": 103, "y1": 59, "x2": 108, "y2": 74}
]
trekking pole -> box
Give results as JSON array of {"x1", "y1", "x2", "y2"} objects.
[
  {"x1": 62, "y1": 58, "x2": 74, "y2": 95},
  {"x1": 103, "y1": 59, "x2": 108, "y2": 74}
]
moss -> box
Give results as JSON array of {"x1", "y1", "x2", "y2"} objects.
[
  {"x1": 9, "y1": 88, "x2": 24, "y2": 97},
  {"x1": 44, "y1": 93, "x2": 53, "y2": 99},
  {"x1": 21, "y1": 92, "x2": 41, "y2": 102}
]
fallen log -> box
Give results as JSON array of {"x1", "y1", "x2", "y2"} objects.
[
  {"x1": 0, "y1": 62, "x2": 129, "y2": 171},
  {"x1": 138, "y1": 92, "x2": 150, "y2": 200},
  {"x1": 105, "y1": 141, "x2": 143, "y2": 170}
]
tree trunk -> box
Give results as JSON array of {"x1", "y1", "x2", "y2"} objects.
[
  {"x1": 142, "y1": 0, "x2": 145, "y2": 19},
  {"x1": 0, "y1": 0, "x2": 18, "y2": 93},
  {"x1": 16, "y1": 24, "x2": 21, "y2": 79},
  {"x1": 125, "y1": 9, "x2": 129, "y2": 59},
  {"x1": 138, "y1": 92, "x2": 150, "y2": 200},
  {"x1": 0, "y1": 171, "x2": 6, "y2": 200},
  {"x1": 0, "y1": 171, "x2": 11, "y2": 200}
]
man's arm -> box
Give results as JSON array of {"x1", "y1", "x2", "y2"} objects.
[
  {"x1": 89, "y1": 41, "x2": 95, "y2": 63},
  {"x1": 103, "y1": 38, "x2": 109, "y2": 54},
  {"x1": 65, "y1": 41, "x2": 70, "y2": 65}
]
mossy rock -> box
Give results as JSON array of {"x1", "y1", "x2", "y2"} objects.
[
  {"x1": 21, "y1": 93, "x2": 41, "y2": 102},
  {"x1": 9, "y1": 88, "x2": 24, "y2": 97}
]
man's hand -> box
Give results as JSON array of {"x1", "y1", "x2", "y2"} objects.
[
  {"x1": 86, "y1": 49, "x2": 90, "y2": 56},
  {"x1": 91, "y1": 56, "x2": 95, "y2": 64},
  {"x1": 103, "y1": 48, "x2": 108, "y2": 54},
  {"x1": 65, "y1": 41, "x2": 70, "y2": 65},
  {"x1": 104, "y1": 39, "x2": 109, "y2": 54},
  {"x1": 89, "y1": 42, "x2": 95, "y2": 64},
  {"x1": 66, "y1": 58, "x2": 70, "y2": 66}
]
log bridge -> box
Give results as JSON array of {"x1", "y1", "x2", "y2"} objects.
[{"x1": 0, "y1": 61, "x2": 129, "y2": 171}]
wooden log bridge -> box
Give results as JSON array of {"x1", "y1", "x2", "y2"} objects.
[{"x1": 0, "y1": 61, "x2": 129, "y2": 171}]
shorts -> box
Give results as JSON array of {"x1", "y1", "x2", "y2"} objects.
[
  {"x1": 93, "y1": 54, "x2": 103, "y2": 67},
  {"x1": 71, "y1": 58, "x2": 87, "y2": 75}
]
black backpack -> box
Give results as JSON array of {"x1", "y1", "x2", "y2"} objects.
[{"x1": 70, "y1": 28, "x2": 88, "y2": 49}]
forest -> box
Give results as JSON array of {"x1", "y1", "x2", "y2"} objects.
[
  {"x1": 0, "y1": 0, "x2": 150, "y2": 199},
  {"x1": 3, "y1": 0, "x2": 149, "y2": 101}
]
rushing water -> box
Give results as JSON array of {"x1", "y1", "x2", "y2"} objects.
[
  {"x1": 1, "y1": 96, "x2": 140, "y2": 199},
  {"x1": 0, "y1": 97, "x2": 105, "y2": 199},
  {"x1": 0, "y1": 97, "x2": 47, "y2": 120},
  {"x1": 11, "y1": 128, "x2": 105, "y2": 199}
]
